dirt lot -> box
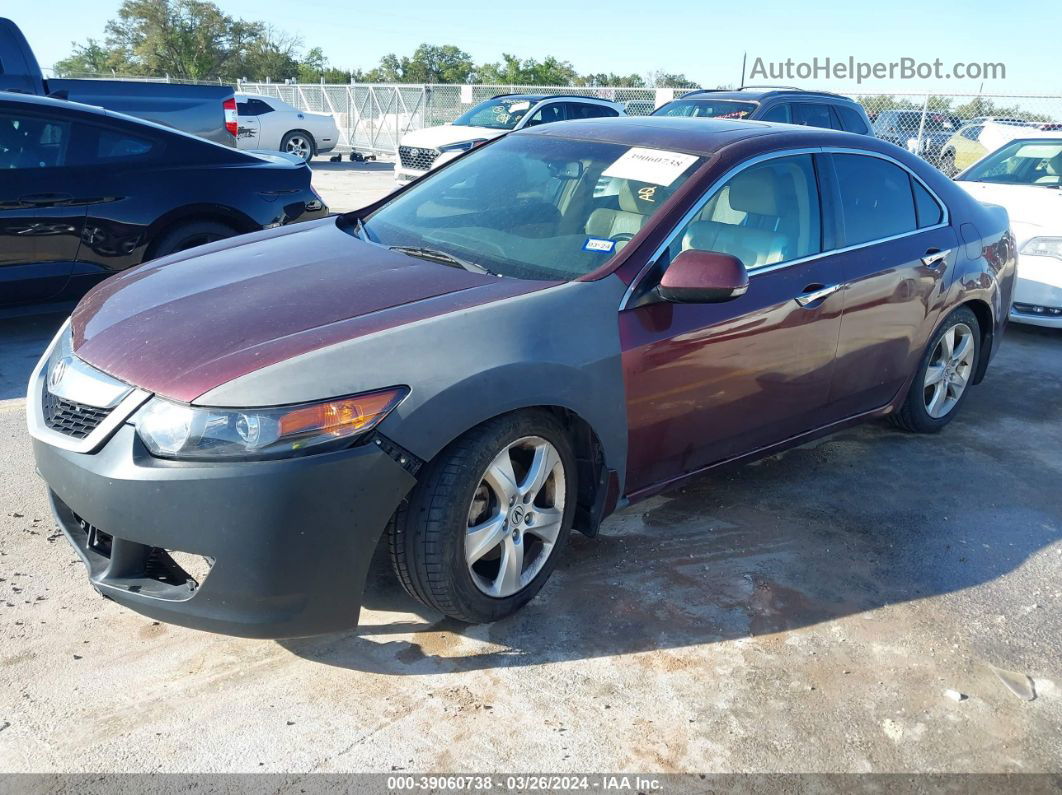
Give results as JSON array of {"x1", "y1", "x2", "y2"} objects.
[{"x1": 0, "y1": 162, "x2": 1059, "y2": 775}]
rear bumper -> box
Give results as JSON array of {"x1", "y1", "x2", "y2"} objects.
[{"x1": 34, "y1": 426, "x2": 416, "y2": 638}]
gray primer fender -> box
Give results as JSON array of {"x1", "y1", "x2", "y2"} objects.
[{"x1": 196, "y1": 276, "x2": 631, "y2": 492}]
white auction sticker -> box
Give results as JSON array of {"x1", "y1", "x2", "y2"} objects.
[{"x1": 602, "y1": 147, "x2": 698, "y2": 186}]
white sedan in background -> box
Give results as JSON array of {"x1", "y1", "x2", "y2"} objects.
[
  {"x1": 234, "y1": 93, "x2": 339, "y2": 162},
  {"x1": 956, "y1": 135, "x2": 1062, "y2": 328}
]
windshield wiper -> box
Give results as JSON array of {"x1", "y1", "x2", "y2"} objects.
[{"x1": 388, "y1": 245, "x2": 498, "y2": 276}]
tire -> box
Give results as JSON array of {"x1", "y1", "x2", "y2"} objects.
[
  {"x1": 149, "y1": 220, "x2": 238, "y2": 259},
  {"x1": 389, "y1": 410, "x2": 577, "y2": 623},
  {"x1": 281, "y1": 130, "x2": 315, "y2": 162},
  {"x1": 892, "y1": 306, "x2": 980, "y2": 433}
]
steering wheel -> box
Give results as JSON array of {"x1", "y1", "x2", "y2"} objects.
[{"x1": 609, "y1": 233, "x2": 635, "y2": 251}]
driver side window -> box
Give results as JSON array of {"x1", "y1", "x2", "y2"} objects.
[{"x1": 660, "y1": 154, "x2": 822, "y2": 273}]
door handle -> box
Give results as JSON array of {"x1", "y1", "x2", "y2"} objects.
[
  {"x1": 19, "y1": 193, "x2": 74, "y2": 207},
  {"x1": 921, "y1": 248, "x2": 952, "y2": 269},
  {"x1": 795, "y1": 283, "x2": 843, "y2": 307}
]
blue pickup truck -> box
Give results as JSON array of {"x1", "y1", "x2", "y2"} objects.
[{"x1": 0, "y1": 17, "x2": 237, "y2": 145}]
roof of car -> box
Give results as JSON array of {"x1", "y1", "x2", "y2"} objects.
[
  {"x1": 0, "y1": 90, "x2": 107, "y2": 115},
  {"x1": 490, "y1": 92, "x2": 617, "y2": 105},
  {"x1": 675, "y1": 87, "x2": 854, "y2": 103},
  {"x1": 515, "y1": 115, "x2": 873, "y2": 156}
]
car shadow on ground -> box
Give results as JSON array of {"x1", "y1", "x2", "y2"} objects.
[
  {"x1": 0, "y1": 309, "x2": 70, "y2": 401},
  {"x1": 281, "y1": 324, "x2": 1062, "y2": 674}
]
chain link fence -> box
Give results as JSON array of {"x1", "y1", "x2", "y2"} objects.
[{"x1": 236, "y1": 81, "x2": 1062, "y2": 171}]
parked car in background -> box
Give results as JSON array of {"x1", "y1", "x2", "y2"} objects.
[
  {"x1": 955, "y1": 136, "x2": 1062, "y2": 327},
  {"x1": 234, "y1": 93, "x2": 339, "y2": 162},
  {"x1": 0, "y1": 93, "x2": 328, "y2": 307},
  {"x1": 939, "y1": 119, "x2": 1038, "y2": 175},
  {"x1": 0, "y1": 17, "x2": 237, "y2": 146},
  {"x1": 652, "y1": 87, "x2": 873, "y2": 134},
  {"x1": 394, "y1": 93, "x2": 623, "y2": 183},
  {"x1": 873, "y1": 109, "x2": 962, "y2": 166},
  {"x1": 28, "y1": 116, "x2": 1014, "y2": 638}
]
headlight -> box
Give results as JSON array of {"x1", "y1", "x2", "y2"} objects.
[
  {"x1": 438, "y1": 138, "x2": 487, "y2": 153},
  {"x1": 1021, "y1": 237, "x2": 1062, "y2": 261},
  {"x1": 135, "y1": 387, "x2": 408, "y2": 460}
]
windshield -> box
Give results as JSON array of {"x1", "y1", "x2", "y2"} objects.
[
  {"x1": 360, "y1": 135, "x2": 704, "y2": 281},
  {"x1": 962, "y1": 139, "x2": 1062, "y2": 187},
  {"x1": 654, "y1": 99, "x2": 757, "y2": 120},
  {"x1": 452, "y1": 97, "x2": 538, "y2": 130}
]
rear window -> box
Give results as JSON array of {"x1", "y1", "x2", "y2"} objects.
[
  {"x1": 836, "y1": 105, "x2": 869, "y2": 134},
  {"x1": 833, "y1": 153, "x2": 918, "y2": 245},
  {"x1": 654, "y1": 99, "x2": 757, "y2": 120},
  {"x1": 97, "y1": 129, "x2": 153, "y2": 159}
]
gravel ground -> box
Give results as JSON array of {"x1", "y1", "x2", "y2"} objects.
[{"x1": 0, "y1": 162, "x2": 1059, "y2": 775}]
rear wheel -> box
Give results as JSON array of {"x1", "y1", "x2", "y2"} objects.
[
  {"x1": 149, "y1": 220, "x2": 238, "y2": 259},
  {"x1": 892, "y1": 306, "x2": 980, "y2": 433},
  {"x1": 389, "y1": 411, "x2": 576, "y2": 623},
  {"x1": 281, "y1": 130, "x2": 315, "y2": 162}
]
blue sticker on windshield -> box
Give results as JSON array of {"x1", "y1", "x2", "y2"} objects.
[{"x1": 583, "y1": 238, "x2": 616, "y2": 254}]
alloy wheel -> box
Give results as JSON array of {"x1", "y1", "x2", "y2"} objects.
[
  {"x1": 464, "y1": 436, "x2": 566, "y2": 598},
  {"x1": 285, "y1": 135, "x2": 312, "y2": 161},
  {"x1": 923, "y1": 322, "x2": 975, "y2": 418}
]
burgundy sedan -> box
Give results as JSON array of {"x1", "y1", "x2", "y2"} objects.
[{"x1": 28, "y1": 117, "x2": 1015, "y2": 637}]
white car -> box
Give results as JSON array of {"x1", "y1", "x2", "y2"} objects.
[
  {"x1": 234, "y1": 93, "x2": 339, "y2": 162},
  {"x1": 956, "y1": 135, "x2": 1062, "y2": 328},
  {"x1": 395, "y1": 94, "x2": 623, "y2": 183}
]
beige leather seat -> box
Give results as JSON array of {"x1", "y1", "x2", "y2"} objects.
[
  {"x1": 681, "y1": 168, "x2": 789, "y2": 268},
  {"x1": 585, "y1": 181, "x2": 657, "y2": 243}
]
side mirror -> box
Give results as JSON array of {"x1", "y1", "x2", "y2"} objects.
[{"x1": 655, "y1": 250, "x2": 749, "y2": 303}]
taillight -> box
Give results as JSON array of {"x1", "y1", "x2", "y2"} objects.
[{"x1": 223, "y1": 97, "x2": 238, "y2": 139}]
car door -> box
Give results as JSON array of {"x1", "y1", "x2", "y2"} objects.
[
  {"x1": 954, "y1": 124, "x2": 984, "y2": 171},
  {"x1": 235, "y1": 99, "x2": 261, "y2": 149},
  {"x1": 822, "y1": 151, "x2": 958, "y2": 417},
  {"x1": 620, "y1": 152, "x2": 844, "y2": 495},
  {"x1": 0, "y1": 108, "x2": 85, "y2": 305}
]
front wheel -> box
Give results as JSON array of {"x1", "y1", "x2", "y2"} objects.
[
  {"x1": 389, "y1": 411, "x2": 577, "y2": 623},
  {"x1": 892, "y1": 306, "x2": 980, "y2": 433}
]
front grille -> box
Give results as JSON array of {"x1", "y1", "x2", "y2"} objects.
[
  {"x1": 399, "y1": 145, "x2": 439, "y2": 171},
  {"x1": 1014, "y1": 302, "x2": 1062, "y2": 317},
  {"x1": 41, "y1": 388, "x2": 112, "y2": 439}
]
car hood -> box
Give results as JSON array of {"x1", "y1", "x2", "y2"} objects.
[
  {"x1": 400, "y1": 124, "x2": 508, "y2": 149},
  {"x1": 956, "y1": 181, "x2": 1062, "y2": 244},
  {"x1": 70, "y1": 218, "x2": 551, "y2": 403}
]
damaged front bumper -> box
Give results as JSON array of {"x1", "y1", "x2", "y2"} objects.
[{"x1": 34, "y1": 426, "x2": 415, "y2": 638}]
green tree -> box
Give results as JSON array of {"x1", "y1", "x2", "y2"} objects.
[
  {"x1": 53, "y1": 39, "x2": 128, "y2": 76},
  {"x1": 647, "y1": 71, "x2": 700, "y2": 89},
  {"x1": 475, "y1": 54, "x2": 578, "y2": 86},
  {"x1": 103, "y1": 0, "x2": 237, "y2": 80}
]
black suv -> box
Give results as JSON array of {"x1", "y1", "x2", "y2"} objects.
[{"x1": 652, "y1": 87, "x2": 873, "y2": 135}]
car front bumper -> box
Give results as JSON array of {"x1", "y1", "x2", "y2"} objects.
[
  {"x1": 1010, "y1": 253, "x2": 1062, "y2": 328},
  {"x1": 33, "y1": 426, "x2": 416, "y2": 638}
]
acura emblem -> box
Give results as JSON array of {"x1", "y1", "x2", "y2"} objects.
[{"x1": 49, "y1": 356, "x2": 70, "y2": 389}]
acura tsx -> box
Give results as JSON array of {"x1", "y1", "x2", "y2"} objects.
[{"x1": 28, "y1": 116, "x2": 1015, "y2": 638}]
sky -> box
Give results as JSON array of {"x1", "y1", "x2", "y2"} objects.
[{"x1": 11, "y1": 0, "x2": 1061, "y2": 96}]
